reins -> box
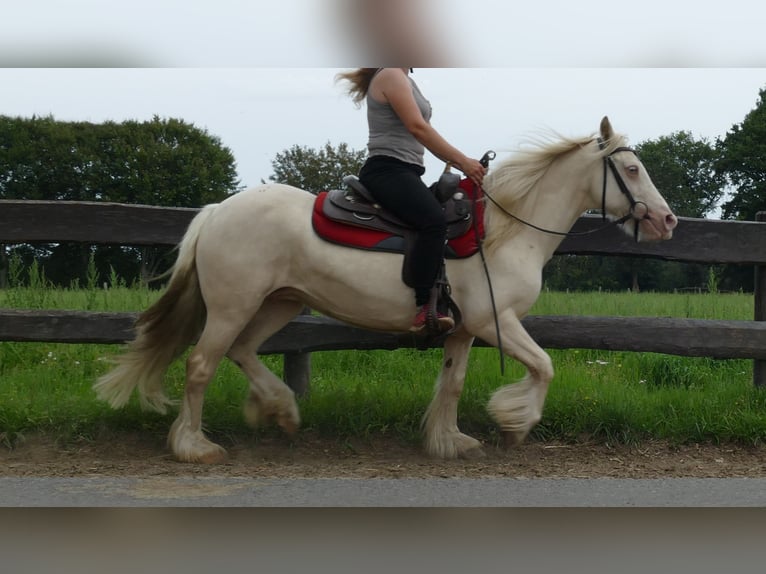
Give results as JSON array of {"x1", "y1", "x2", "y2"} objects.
[
  {"x1": 473, "y1": 151, "x2": 506, "y2": 375},
  {"x1": 482, "y1": 191, "x2": 633, "y2": 238}
]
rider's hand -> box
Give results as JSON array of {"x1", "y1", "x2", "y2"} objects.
[{"x1": 460, "y1": 158, "x2": 487, "y2": 187}]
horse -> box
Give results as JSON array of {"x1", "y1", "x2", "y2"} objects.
[{"x1": 94, "y1": 116, "x2": 678, "y2": 463}]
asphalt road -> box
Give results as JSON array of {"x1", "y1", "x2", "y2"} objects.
[{"x1": 3, "y1": 477, "x2": 766, "y2": 506}]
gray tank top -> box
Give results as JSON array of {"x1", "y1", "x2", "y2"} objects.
[{"x1": 366, "y1": 70, "x2": 432, "y2": 167}]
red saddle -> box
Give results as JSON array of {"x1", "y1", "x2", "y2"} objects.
[{"x1": 311, "y1": 177, "x2": 485, "y2": 259}]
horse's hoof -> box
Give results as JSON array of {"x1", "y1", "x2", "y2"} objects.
[
  {"x1": 278, "y1": 414, "x2": 299, "y2": 436},
  {"x1": 460, "y1": 446, "x2": 487, "y2": 460},
  {"x1": 455, "y1": 433, "x2": 485, "y2": 459},
  {"x1": 172, "y1": 438, "x2": 229, "y2": 464},
  {"x1": 502, "y1": 430, "x2": 527, "y2": 448},
  {"x1": 190, "y1": 447, "x2": 228, "y2": 465}
]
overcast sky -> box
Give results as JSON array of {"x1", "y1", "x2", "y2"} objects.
[
  {"x1": 3, "y1": 68, "x2": 763, "y2": 191},
  {"x1": 1, "y1": 1, "x2": 765, "y2": 200}
]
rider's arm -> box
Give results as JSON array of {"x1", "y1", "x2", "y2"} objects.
[{"x1": 374, "y1": 69, "x2": 485, "y2": 185}]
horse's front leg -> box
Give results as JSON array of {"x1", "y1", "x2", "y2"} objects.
[
  {"x1": 480, "y1": 312, "x2": 554, "y2": 447},
  {"x1": 421, "y1": 332, "x2": 485, "y2": 459}
]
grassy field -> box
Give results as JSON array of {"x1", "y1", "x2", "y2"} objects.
[{"x1": 1, "y1": 279, "x2": 764, "y2": 449}]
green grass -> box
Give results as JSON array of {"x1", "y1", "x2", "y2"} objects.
[
  {"x1": 1, "y1": 284, "x2": 764, "y2": 449},
  {"x1": 531, "y1": 288, "x2": 752, "y2": 320}
]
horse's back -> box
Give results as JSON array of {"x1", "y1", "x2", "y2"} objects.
[
  {"x1": 203, "y1": 183, "x2": 313, "y2": 237},
  {"x1": 221, "y1": 182, "x2": 314, "y2": 212}
]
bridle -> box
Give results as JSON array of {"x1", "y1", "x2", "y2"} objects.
[
  {"x1": 479, "y1": 139, "x2": 650, "y2": 241},
  {"x1": 598, "y1": 138, "x2": 649, "y2": 242}
]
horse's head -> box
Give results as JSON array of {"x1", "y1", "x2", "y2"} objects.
[{"x1": 597, "y1": 116, "x2": 678, "y2": 242}]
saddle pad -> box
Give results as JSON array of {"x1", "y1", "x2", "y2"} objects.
[{"x1": 312, "y1": 179, "x2": 485, "y2": 259}]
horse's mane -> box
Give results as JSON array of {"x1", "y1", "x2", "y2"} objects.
[{"x1": 481, "y1": 128, "x2": 628, "y2": 252}]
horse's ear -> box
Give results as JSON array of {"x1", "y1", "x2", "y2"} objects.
[{"x1": 599, "y1": 116, "x2": 613, "y2": 141}]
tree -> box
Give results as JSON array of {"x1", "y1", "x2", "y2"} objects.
[
  {"x1": 0, "y1": 115, "x2": 241, "y2": 287},
  {"x1": 635, "y1": 131, "x2": 724, "y2": 218},
  {"x1": 718, "y1": 87, "x2": 766, "y2": 222},
  {"x1": 91, "y1": 116, "x2": 241, "y2": 207},
  {"x1": 0, "y1": 114, "x2": 240, "y2": 206},
  {"x1": 267, "y1": 141, "x2": 366, "y2": 194},
  {"x1": 92, "y1": 116, "x2": 242, "y2": 283}
]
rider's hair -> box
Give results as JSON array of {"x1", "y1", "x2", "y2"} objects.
[{"x1": 335, "y1": 68, "x2": 379, "y2": 107}]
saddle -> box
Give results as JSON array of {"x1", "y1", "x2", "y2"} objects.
[
  {"x1": 323, "y1": 172, "x2": 475, "y2": 243},
  {"x1": 316, "y1": 171, "x2": 484, "y2": 262},
  {"x1": 312, "y1": 170, "x2": 486, "y2": 339}
]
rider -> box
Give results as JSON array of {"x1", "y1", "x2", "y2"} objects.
[{"x1": 336, "y1": 67, "x2": 486, "y2": 333}]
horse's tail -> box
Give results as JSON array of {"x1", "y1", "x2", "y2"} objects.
[{"x1": 93, "y1": 203, "x2": 218, "y2": 413}]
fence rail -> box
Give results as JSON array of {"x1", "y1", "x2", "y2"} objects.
[
  {"x1": 3, "y1": 310, "x2": 766, "y2": 360},
  {"x1": 2, "y1": 200, "x2": 766, "y2": 391},
  {"x1": 3, "y1": 199, "x2": 766, "y2": 263}
]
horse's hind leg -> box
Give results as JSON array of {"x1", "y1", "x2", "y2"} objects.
[
  {"x1": 168, "y1": 312, "x2": 253, "y2": 464},
  {"x1": 422, "y1": 332, "x2": 485, "y2": 459},
  {"x1": 227, "y1": 299, "x2": 304, "y2": 435}
]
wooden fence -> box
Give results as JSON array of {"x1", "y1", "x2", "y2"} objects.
[{"x1": 2, "y1": 199, "x2": 766, "y2": 392}]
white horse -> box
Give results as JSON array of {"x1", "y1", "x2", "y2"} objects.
[{"x1": 94, "y1": 117, "x2": 678, "y2": 463}]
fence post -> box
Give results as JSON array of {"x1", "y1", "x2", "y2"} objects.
[
  {"x1": 283, "y1": 307, "x2": 312, "y2": 396},
  {"x1": 754, "y1": 212, "x2": 766, "y2": 387}
]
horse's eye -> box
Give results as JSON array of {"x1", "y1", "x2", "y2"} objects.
[{"x1": 627, "y1": 165, "x2": 639, "y2": 175}]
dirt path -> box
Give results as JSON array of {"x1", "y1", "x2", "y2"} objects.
[{"x1": 3, "y1": 433, "x2": 766, "y2": 479}]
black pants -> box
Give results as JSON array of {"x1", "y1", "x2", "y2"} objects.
[{"x1": 359, "y1": 155, "x2": 446, "y2": 307}]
